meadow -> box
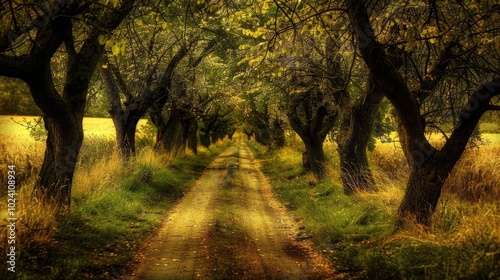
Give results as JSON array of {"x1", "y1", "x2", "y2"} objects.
[{"x1": 0, "y1": 115, "x2": 499, "y2": 279}]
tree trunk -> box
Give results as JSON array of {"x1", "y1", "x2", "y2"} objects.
[
  {"x1": 243, "y1": 130, "x2": 253, "y2": 141},
  {"x1": 255, "y1": 128, "x2": 271, "y2": 146},
  {"x1": 100, "y1": 57, "x2": 140, "y2": 159},
  {"x1": 338, "y1": 141, "x2": 376, "y2": 195},
  {"x1": 148, "y1": 49, "x2": 189, "y2": 150},
  {"x1": 228, "y1": 128, "x2": 236, "y2": 141},
  {"x1": 271, "y1": 119, "x2": 285, "y2": 149},
  {"x1": 33, "y1": 115, "x2": 83, "y2": 208},
  {"x1": 200, "y1": 131, "x2": 211, "y2": 148},
  {"x1": 161, "y1": 108, "x2": 192, "y2": 158},
  {"x1": 337, "y1": 79, "x2": 383, "y2": 194},
  {"x1": 187, "y1": 120, "x2": 198, "y2": 154},
  {"x1": 114, "y1": 117, "x2": 140, "y2": 159},
  {"x1": 303, "y1": 137, "x2": 327, "y2": 180},
  {"x1": 286, "y1": 91, "x2": 336, "y2": 181},
  {"x1": 210, "y1": 131, "x2": 220, "y2": 144},
  {"x1": 397, "y1": 148, "x2": 465, "y2": 227},
  {"x1": 150, "y1": 99, "x2": 168, "y2": 151},
  {"x1": 397, "y1": 164, "x2": 443, "y2": 227}
]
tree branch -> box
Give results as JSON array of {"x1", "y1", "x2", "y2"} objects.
[
  {"x1": 286, "y1": 92, "x2": 308, "y2": 138},
  {"x1": 441, "y1": 78, "x2": 500, "y2": 161},
  {"x1": 417, "y1": 41, "x2": 460, "y2": 102},
  {"x1": 347, "y1": 0, "x2": 432, "y2": 163}
]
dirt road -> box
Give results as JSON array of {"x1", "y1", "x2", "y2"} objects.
[{"x1": 129, "y1": 141, "x2": 333, "y2": 279}]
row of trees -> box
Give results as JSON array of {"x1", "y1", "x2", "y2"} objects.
[
  {"x1": 0, "y1": 0, "x2": 240, "y2": 210},
  {"x1": 234, "y1": 0, "x2": 500, "y2": 226},
  {"x1": 1, "y1": 0, "x2": 499, "y2": 228}
]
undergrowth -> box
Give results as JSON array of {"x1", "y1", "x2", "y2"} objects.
[{"x1": 248, "y1": 141, "x2": 500, "y2": 280}]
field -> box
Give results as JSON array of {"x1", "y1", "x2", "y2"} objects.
[
  {"x1": 0, "y1": 115, "x2": 499, "y2": 279},
  {"x1": 0, "y1": 115, "x2": 150, "y2": 139}
]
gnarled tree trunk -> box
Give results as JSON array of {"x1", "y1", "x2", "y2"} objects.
[
  {"x1": 302, "y1": 137, "x2": 327, "y2": 180},
  {"x1": 271, "y1": 119, "x2": 286, "y2": 149},
  {"x1": 287, "y1": 90, "x2": 336, "y2": 181},
  {"x1": 347, "y1": 0, "x2": 500, "y2": 226},
  {"x1": 337, "y1": 76, "x2": 384, "y2": 194},
  {"x1": 100, "y1": 56, "x2": 142, "y2": 159},
  {"x1": 35, "y1": 114, "x2": 83, "y2": 207}
]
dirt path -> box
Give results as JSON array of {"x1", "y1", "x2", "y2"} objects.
[{"x1": 129, "y1": 141, "x2": 333, "y2": 279}]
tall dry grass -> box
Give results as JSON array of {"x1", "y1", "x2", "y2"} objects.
[
  {"x1": 370, "y1": 142, "x2": 500, "y2": 202},
  {"x1": 443, "y1": 147, "x2": 500, "y2": 203},
  {"x1": 0, "y1": 137, "x2": 53, "y2": 258},
  {"x1": 0, "y1": 137, "x2": 44, "y2": 188},
  {"x1": 369, "y1": 143, "x2": 409, "y2": 181},
  {"x1": 368, "y1": 142, "x2": 500, "y2": 257},
  {"x1": 0, "y1": 134, "x2": 171, "y2": 257}
]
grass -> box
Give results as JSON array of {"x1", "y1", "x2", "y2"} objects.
[
  {"x1": 0, "y1": 117, "x2": 230, "y2": 279},
  {"x1": 480, "y1": 121, "x2": 500, "y2": 134},
  {"x1": 248, "y1": 139, "x2": 500, "y2": 279}
]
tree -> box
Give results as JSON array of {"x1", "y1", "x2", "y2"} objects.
[
  {"x1": 285, "y1": 60, "x2": 337, "y2": 180},
  {"x1": 152, "y1": 40, "x2": 219, "y2": 156},
  {"x1": 94, "y1": 0, "x2": 197, "y2": 159},
  {"x1": 335, "y1": 44, "x2": 403, "y2": 194},
  {"x1": 146, "y1": 0, "x2": 238, "y2": 157},
  {"x1": 0, "y1": 0, "x2": 135, "y2": 209},
  {"x1": 237, "y1": 0, "x2": 385, "y2": 185},
  {"x1": 347, "y1": 0, "x2": 500, "y2": 226},
  {"x1": 101, "y1": 43, "x2": 189, "y2": 159}
]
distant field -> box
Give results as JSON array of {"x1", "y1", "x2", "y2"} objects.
[
  {"x1": 483, "y1": 133, "x2": 500, "y2": 145},
  {"x1": 377, "y1": 130, "x2": 500, "y2": 147},
  {"x1": 1, "y1": 115, "x2": 499, "y2": 148},
  {"x1": 0, "y1": 115, "x2": 150, "y2": 141}
]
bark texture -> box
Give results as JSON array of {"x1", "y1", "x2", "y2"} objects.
[{"x1": 337, "y1": 82, "x2": 382, "y2": 194}]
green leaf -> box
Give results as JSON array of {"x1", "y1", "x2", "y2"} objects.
[
  {"x1": 112, "y1": 44, "x2": 121, "y2": 56},
  {"x1": 98, "y1": 34, "x2": 108, "y2": 45},
  {"x1": 134, "y1": 19, "x2": 144, "y2": 26}
]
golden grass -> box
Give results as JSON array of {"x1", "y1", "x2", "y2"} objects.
[
  {"x1": 257, "y1": 140, "x2": 499, "y2": 278},
  {"x1": 0, "y1": 115, "x2": 150, "y2": 140},
  {"x1": 0, "y1": 116, "x2": 154, "y2": 256},
  {"x1": 73, "y1": 151, "x2": 124, "y2": 196},
  {"x1": 443, "y1": 147, "x2": 500, "y2": 202},
  {"x1": 370, "y1": 143, "x2": 409, "y2": 182},
  {"x1": 340, "y1": 137, "x2": 500, "y2": 240},
  {"x1": 372, "y1": 139, "x2": 500, "y2": 204},
  {"x1": 0, "y1": 141, "x2": 175, "y2": 258}
]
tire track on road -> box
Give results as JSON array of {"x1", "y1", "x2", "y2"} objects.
[{"x1": 129, "y1": 141, "x2": 334, "y2": 279}]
